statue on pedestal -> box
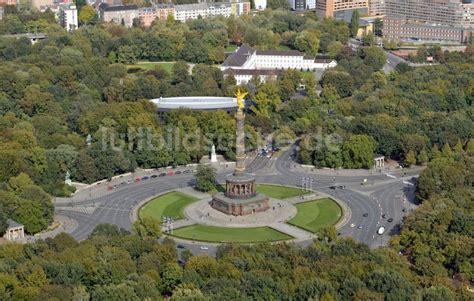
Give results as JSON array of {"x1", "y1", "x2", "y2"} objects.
[
  {"x1": 65, "y1": 170, "x2": 72, "y2": 186},
  {"x1": 210, "y1": 144, "x2": 217, "y2": 162}
]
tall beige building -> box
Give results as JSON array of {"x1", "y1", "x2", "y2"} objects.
[
  {"x1": 369, "y1": 0, "x2": 386, "y2": 15},
  {"x1": 385, "y1": 0, "x2": 473, "y2": 28},
  {"x1": 316, "y1": 0, "x2": 369, "y2": 20}
]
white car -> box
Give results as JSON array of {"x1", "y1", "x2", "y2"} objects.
[
  {"x1": 350, "y1": 223, "x2": 356, "y2": 228},
  {"x1": 377, "y1": 226, "x2": 386, "y2": 235},
  {"x1": 200, "y1": 246, "x2": 209, "y2": 250}
]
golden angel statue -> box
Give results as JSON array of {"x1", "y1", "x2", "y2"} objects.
[{"x1": 234, "y1": 88, "x2": 248, "y2": 111}]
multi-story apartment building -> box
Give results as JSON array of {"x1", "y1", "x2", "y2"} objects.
[
  {"x1": 230, "y1": 0, "x2": 250, "y2": 16},
  {"x1": 138, "y1": 3, "x2": 175, "y2": 27},
  {"x1": 369, "y1": 0, "x2": 386, "y2": 15},
  {"x1": 174, "y1": 3, "x2": 209, "y2": 22},
  {"x1": 316, "y1": 0, "x2": 369, "y2": 20},
  {"x1": 138, "y1": 0, "x2": 250, "y2": 27},
  {"x1": 383, "y1": 14, "x2": 469, "y2": 42},
  {"x1": 59, "y1": 4, "x2": 78, "y2": 31},
  {"x1": 385, "y1": 0, "x2": 473, "y2": 28},
  {"x1": 98, "y1": 3, "x2": 138, "y2": 28}
]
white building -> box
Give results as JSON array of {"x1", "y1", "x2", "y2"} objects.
[
  {"x1": 221, "y1": 44, "x2": 337, "y2": 71},
  {"x1": 174, "y1": 3, "x2": 211, "y2": 22},
  {"x1": 222, "y1": 69, "x2": 282, "y2": 85},
  {"x1": 59, "y1": 4, "x2": 78, "y2": 32},
  {"x1": 254, "y1": 0, "x2": 267, "y2": 10},
  {"x1": 3, "y1": 220, "x2": 25, "y2": 241}
]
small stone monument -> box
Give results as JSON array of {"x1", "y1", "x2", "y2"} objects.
[
  {"x1": 65, "y1": 170, "x2": 72, "y2": 186},
  {"x1": 210, "y1": 144, "x2": 217, "y2": 163}
]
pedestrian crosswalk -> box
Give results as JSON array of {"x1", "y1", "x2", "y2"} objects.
[{"x1": 56, "y1": 205, "x2": 96, "y2": 215}]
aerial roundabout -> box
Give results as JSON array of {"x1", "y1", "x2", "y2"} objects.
[
  {"x1": 138, "y1": 90, "x2": 345, "y2": 244},
  {"x1": 138, "y1": 184, "x2": 344, "y2": 243}
]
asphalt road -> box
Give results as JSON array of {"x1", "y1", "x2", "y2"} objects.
[{"x1": 54, "y1": 144, "x2": 420, "y2": 254}]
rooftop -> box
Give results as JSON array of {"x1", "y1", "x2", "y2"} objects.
[
  {"x1": 98, "y1": 3, "x2": 138, "y2": 12},
  {"x1": 222, "y1": 68, "x2": 283, "y2": 76},
  {"x1": 222, "y1": 44, "x2": 255, "y2": 67},
  {"x1": 7, "y1": 219, "x2": 23, "y2": 228},
  {"x1": 150, "y1": 96, "x2": 239, "y2": 110}
]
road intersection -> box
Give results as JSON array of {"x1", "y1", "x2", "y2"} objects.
[{"x1": 53, "y1": 145, "x2": 421, "y2": 254}]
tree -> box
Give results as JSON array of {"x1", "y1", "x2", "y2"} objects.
[
  {"x1": 133, "y1": 217, "x2": 161, "y2": 239},
  {"x1": 404, "y1": 150, "x2": 416, "y2": 167},
  {"x1": 0, "y1": 209, "x2": 8, "y2": 235},
  {"x1": 195, "y1": 164, "x2": 216, "y2": 192},
  {"x1": 78, "y1": 5, "x2": 96, "y2": 25},
  {"x1": 342, "y1": 135, "x2": 376, "y2": 169},
  {"x1": 295, "y1": 30, "x2": 320, "y2": 56},
  {"x1": 321, "y1": 71, "x2": 354, "y2": 97},
  {"x1": 350, "y1": 10, "x2": 360, "y2": 38}
]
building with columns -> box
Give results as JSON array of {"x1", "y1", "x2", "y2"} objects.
[{"x1": 4, "y1": 220, "x2": 25, "y2": 241}]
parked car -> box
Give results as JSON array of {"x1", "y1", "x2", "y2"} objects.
[
  {"x1": 382, "y1": 214, "x2": 386, "y2": 218},
  {"x1": 175, "y1": 170, "x2": 182, "y2": 175},
  {"x1": 177, "y1": 244, "x2": 185, "y2": 249},
  {"x1": 357, "y1": 225, "x2": 363, "y2": 229},
  {"x1": 107, "y1": 185, "x2": 114, "y2": 191},
  {"x1": 127, "y1": 179, "x2": 133, "y2": 184},
  {"x1": 119, "y1": 182, "x2": 126, "y2": 186},
  {"x1": 135, "y1": 177, "x2": 141, "y2": 182},
  {"x1": 141, "y1": 176, "x2": 149, "y2": 180},
  {"x1": 151, "y1": 174, "x2": 158, "y2": 179},
  {"x1": 363, "y1": 213, "x2": 368, "y2": 217},
  {"x1": 350, "y1": 223, "x2": 356, "y2": 228},
  {"x1": 159, "y1": 173, "x2": 167, "y2": 177},
  {"x1": 387, "y1": 218, "x2": 393, "y2": 223},
  {"x1": 167, "y1": 171, "x2": 175, "y2": 176},
  {"x1": 183, "y1": 170, "x2": 192, "y2": 174},
  {"x1": 200, "y1": 246, "x2": 209, "y2": 250}
]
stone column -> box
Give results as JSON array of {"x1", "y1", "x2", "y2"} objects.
[{"x1": 234, "y1": 109, "x2": 246, "y2": 176}]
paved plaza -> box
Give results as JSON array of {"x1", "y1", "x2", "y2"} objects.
[{"x1": 184, "y1": 198, "x2": 297, "y2": 228}]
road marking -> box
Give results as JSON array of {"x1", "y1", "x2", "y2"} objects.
[
  {"x1": 385, "y1": 174, "x2": 397, "y2": 179},
  {"x1": 403, "y1": 180, "x2": 414, "y2": 186}
]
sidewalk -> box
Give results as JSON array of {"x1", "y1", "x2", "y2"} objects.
[
  {"x1": 293, "y1": 164, "x2": 424, "y2": 177},
  {"x1": 30, "y1": 215, "x2": 78, "y2": 241}
]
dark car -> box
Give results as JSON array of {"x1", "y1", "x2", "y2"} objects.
[
  {"x1": 119, "y1": 182, "x2": 126, "y2": 186},
  {"x1": 141, "y1": 176, "x2": 149, "y2": 180},
  {"x1": 402, "y1": 208, "x2": 407, "y2": 212},
  {"x1": 159, "y1": 173, "x2": 166, "y2": 177},
  {"x1": 183, "y1": 170, "x2": 192, "y2": 174},
  {"x1": 177, "y1": 244, "x2": 185, "y2": 249},
  {"x1": 151, "y1": 174, "x2": 158, "y2": 178},
  {"x1": 382, "y1": 214, "x2": 386, "y2": 218},
  {"x1": 175, "y1": 170, "x2": 182, "y2": 175},
  {"x1": 387, "y1": 218, "x2": 393, "y2": 223},
  {"x1": 363, "y1": 213, "x2": 368, "y2": 217}
]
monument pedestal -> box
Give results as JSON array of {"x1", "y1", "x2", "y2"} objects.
[{"x1": 211, "y1": 174, "x2": 269, "y2": 216}]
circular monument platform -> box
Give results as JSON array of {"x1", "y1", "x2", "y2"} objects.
[{"x1": 185, "y1": 198, "x2": 297, "y2": 227}]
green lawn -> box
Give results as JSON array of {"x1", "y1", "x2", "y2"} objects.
[
  {"x1": 256, "y1": 184, "x2": 308, "y2": 199},
  {"x1": 225, "y1": 44, "x2": 238, "y2": 52},
  {"x1": 140, "y1": 192, "x2": 198, "y2": 221},
  {"x1": 127, "y1": 61, "x2": 175, "y2": 73},
  {"x1": 289, "y1": 198, "x2": 342, "y2": 233},
  {"x1": 172, "y1": 225, "x2": 292, "y2": 243}
]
